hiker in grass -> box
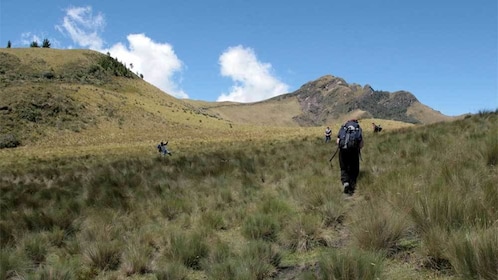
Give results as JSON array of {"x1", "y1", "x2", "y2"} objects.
[
  {"x1": 325, "y1": 126, "x2": 332, "y2": 143},
  {"x1": 336, "y1": 120, "x2": 363, "y2": 195},
  {"x1": 372, "y1": 122, "x2": 382, "y2": 133},
  {"x1": 157, "y1": 141, "x2": 172, "y2": 156}
]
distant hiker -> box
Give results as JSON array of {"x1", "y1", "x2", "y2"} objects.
[
  {"x1": 336, "y1": 120, "x2": 363, "y2": 195},
  {"x1": 372, "y1": 122, "x2": 382, "y2": 133},
  {"x1": 157, "y1": 141, "x2": 172, "y2": 156},
  {"x1": 325, "y1": 126, "x2": 332, "y2": 143}
]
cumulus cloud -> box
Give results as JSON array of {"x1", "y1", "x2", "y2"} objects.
[
  {"x1": 105, "y1": 34, "x2": 187, "y2": 98},
  {"x1": 217, "y1": 45, "x2": 289, "y2": 103},
  {"x1": 56, "y1": 6, "x2": 187, "y2": 98}
]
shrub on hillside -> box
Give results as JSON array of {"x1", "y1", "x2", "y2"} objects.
[{"x1": 0, "y1": 134, "x2": 21, "y2": 149}]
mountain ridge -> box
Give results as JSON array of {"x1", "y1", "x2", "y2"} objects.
[{"x1": 195, "y1": 75, "x2": 454, "y2": 127}]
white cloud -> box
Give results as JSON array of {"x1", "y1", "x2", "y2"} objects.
[
  {"x1": 217, "y1": 45, "x2": 289, "y2": 102},
  {"x1": 105, "y1": 34, "x2": 187, "y2": 98},
  {"x1": 56, "y1": 6, "x2": 105, "y2": 50},
  {"x1": 20, "y1": 32, "x2": 41, "y2": 46},
  {"x1": 56, "y1": 6, "x2": 187, "y2": 98}
]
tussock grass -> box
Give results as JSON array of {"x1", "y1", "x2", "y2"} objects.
[
  {"x1": 83, "y1": 241, "x2": 122, "y2": 271},
  {"x1": 446, "y1": 227, "x2": 498, "y2": 280},
  {"x1": 154, "y1": 262, "x2": 189, "y2": 280},
  {"x1": 316, "y1": 248, "x2": 385, "y2": 280},
  {"x1": 242, "y1": 213, "x2": 281, "y2": 242},
  {"x1": 121, "y1": 242, "x2": 154, "y2": 275},
  {"x1": 166, "y1": 230, "x2": 210, "y2": 270},
  {"x1": 0, "y1": 111, "x2": 496, "y2": 278},
  {"x1": 349, "y1": 201, "x2": 412, "y2": 256}
]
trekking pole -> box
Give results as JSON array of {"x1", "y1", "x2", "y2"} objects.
[{"x1": 329, "y1": 146, "x2": 339, "y2": 162}]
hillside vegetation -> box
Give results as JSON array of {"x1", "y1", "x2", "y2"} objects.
[
  {"x1": 1, "y1": 48, "x2": 446, "y2": 153},
  {"x1": 1, "y1": 110, "x2": 497, "y2": 279}
]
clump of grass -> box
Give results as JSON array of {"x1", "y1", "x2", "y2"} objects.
[
  {"x1": 154, "y1": 261, "x2": 189, "y2": 280},
  {"x1": 410, "y1": 188, "x2": 491, "y2": 234},
  {"x1": 238, "y1": 240, "x2": 282, "y2": 279},
  {"x1": 0, "y1": 220, "x2": 16, "y2": 247},
  {"x1": 203, "y1": 241, "x2": 237, "y2": 279},
  {"x1": 83, "y1": 241, "x2": 122, "y2": 271},
  {"x1": 278, "y1": 213, "x2": 327, "y2": 252},
  {"x1": 319, "y1": 199, "x2": 347, "y2": 227},
  {"x1": 349, "y1": 201, "x2": 411, "y2": 255},
  {"x1": 200, "y1": 210, "x2": 227, "y2": 230},
  {"x1": 0, "y1": 133, "x2": 21, "y2": 149},
  {"x1": 0, "y1": 249, "x2": 29, "y2": 280},
  {"x1": 36, "y1": 264, "x2": 77, "y2": 280},
  {"x1": 45, "y1": 226, "x2": 67, "y2": 247},
  {"x1": 482, "y1": 133, "x2": 498, "y2": 166},
  {"x1": 159, "y1": 193, "x2": 193, "y2": 220},
  {"x1": 22, "y1": 233, "x2": 49, "y2": 265},
  {"x1": 257, "y1": 195, "x2": 294, "y2": 219},
  {"x1": 166, "y1": 230, "x2": 209, "y2": 270},
  {"x1": 317, "y1": 248, "x2": 385, "y2": 280},
  {"x1": 446, "y1": 227, "x2": 498, "y2": 280},
  {"x1": 242, "y1": 213, "x2": 281, "y2": 242},
  {"x1": 418, "y1": 226, "x2": 452, "y2": 271},
  {"x1": 205, "y1": 239, "x2": 281, "y2": 279},
  {"x1": 121, "y1": 242, "x2": 153, "y2": 275}
]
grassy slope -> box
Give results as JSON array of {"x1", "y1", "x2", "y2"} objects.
[
  {"x1": 0, "y1": 48, "x2": 416, "y2": 164},
  {"x1": 0, "y1": 49, "x2": 314, "y2": 153},
  {"x1": 185, "y1": 97, "x2": 304, "y2": 127},
  {"x1": 1, "y1": 111, "x2": 496, "y2": 279}
]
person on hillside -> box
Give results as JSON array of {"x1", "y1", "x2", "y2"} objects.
[
  {"x1": 325, "y1": 126, "x2": 332, "y2": 143},
  {"x1": 336, "y1": 120, "x2": 363, "y2": 195},
  {"x1": 157, "y1": 141, "x2": 172, "y2": 156},
  {"x1": 372, "y1": 122, "x2": 382, "y2": 133}
]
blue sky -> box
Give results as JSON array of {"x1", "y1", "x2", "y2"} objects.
[{"x1": 1, "y1": 0, "x2": 496, "y2": 116}]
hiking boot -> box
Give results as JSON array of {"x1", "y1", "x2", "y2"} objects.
[
  {"x1": 343, "y1": 182, "x2": 350, "y2": 194},
  {"x1": 349, "y1": 185, "x2": 355, "y2": 195}
]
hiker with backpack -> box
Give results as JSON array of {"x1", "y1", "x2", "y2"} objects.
[
  {"x1": 335, "y1": 120, "x2": 363, "y2": 195},
  {"x1": 157, "y1": 141, "x2": 172, "y2": 156}
]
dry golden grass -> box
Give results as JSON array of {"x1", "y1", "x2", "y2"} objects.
[
  {"x1": 2, "y1": 110, "x2": 496, "y2": 279},
  {"x1": 407, "y1": 101, "x2": 458, "y2": 123},
  {"x1": 185, "y1": 97, "x2": 304, "y2": 127},
  {"x1": 1, "y1": 48, "x2": 416, "y2": 155}
]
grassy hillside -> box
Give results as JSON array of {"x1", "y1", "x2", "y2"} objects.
[
  {"x1": 0, "y1": 48, "x2": 264, "y2": 149},
  {"x1": 1, "y1": 110, "x2": 496, "y2": 279},
  {"x1": 1, "y1": 49, "x2": 423, "y2": 153}
]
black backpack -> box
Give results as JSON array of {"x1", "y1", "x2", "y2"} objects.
[{"x1": 338, "y1": 120, "x2": 362, "y2": 150}]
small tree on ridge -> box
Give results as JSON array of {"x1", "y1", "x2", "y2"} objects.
[{"x1": 42, "y1": 39, "x2": 51, "y2": 48}]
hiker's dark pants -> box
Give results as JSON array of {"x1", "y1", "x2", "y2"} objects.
[{"x1": 339, "y1": 148, "x2": 360, "y2": 188}]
